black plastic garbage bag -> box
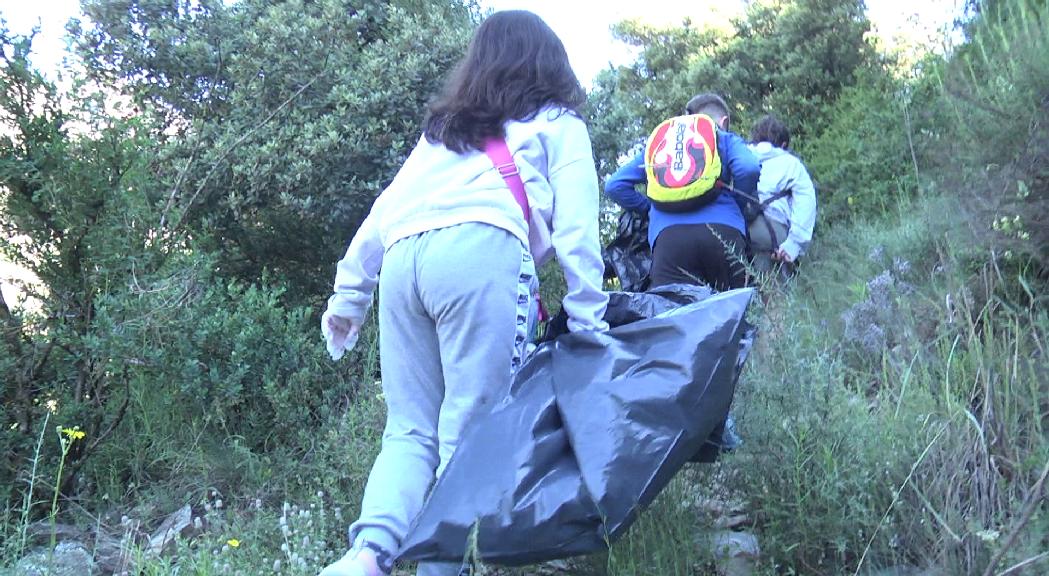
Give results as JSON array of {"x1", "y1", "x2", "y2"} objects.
[
  {"x1": 542, "y1": 283, "x2": 717, "y2": 342},
  {"x1": 602, "y1": 210, "x2": 651, "y2": 292},
  {"x1": 397, "y1": 286, "x2": 755, "y2": 566}
]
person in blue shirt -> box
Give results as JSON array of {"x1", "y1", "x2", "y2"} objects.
[{"x1": 605, "y1": 93, "x2": 760, "y2": 290}]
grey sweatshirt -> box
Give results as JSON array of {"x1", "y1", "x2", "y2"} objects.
[
  {"x1": 748, "y1": 142, "x2": 818, "y2": 260},
  {"x1": 327, "y1": 108, "x2": 609, "y2": 333}
]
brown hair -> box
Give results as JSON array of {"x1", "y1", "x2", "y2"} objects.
[
  {"x1": 750, "y1": 114, "x2": 791, "y2": 148},
  {"x1": 423, "y1": 10, "x2": 585, "y2": 153}
]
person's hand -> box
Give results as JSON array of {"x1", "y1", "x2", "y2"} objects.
[
  {"x1": 771, "y1": 248, "x2": 794, "y2": 263},
  {"x1": 318, "y1": 548, "x2": 383, "y2": 576},
  {"x1": 321, "y1": 310, "x2": 361, "y2": 361}
]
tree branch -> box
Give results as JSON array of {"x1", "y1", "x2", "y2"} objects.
[
  {"x1": 61, "y1": 368, "x2": 132, "y2": 496},
  {"x1": 168, "y1": 74, "x2": 322, "y2": 233},
  {"x1": 996, "y1": 552, "x2": 1049, "y2": 576}
]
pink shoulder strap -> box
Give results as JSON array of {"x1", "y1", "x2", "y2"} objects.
[
  {"x1": 482, "y1": 137, "x2": 548, "y2": 322},
  {"x1": 483, "y1": 137, "x2": 530, "y2": 225}
]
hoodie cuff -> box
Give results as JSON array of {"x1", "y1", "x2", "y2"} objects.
[
  {"x1": 568, "y1": 317, "x2": 610, "y2": 333},
  {"x1": 779, "y1": 239, "x2": 803, "y2": 261},
  {"x1": 326, "y1": 293, "x2": 370, "y2": 324}
]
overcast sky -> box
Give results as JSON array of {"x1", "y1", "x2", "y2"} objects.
[{"x1": 4, "y1": 0, "x2": 965, "y2": 87}]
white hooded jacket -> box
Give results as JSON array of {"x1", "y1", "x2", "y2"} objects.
[
  {"x1": 748, "y1": 141, "x2": 818, "y2": 260},
  {"x1": 326, "y1": 108, "x2": 609, "y2": 334}
]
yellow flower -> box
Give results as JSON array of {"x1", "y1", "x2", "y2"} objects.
[
  {"x1": 227, "y1": 538, "x2": 241, "y2": 548},
  {"x1": 61, "y1": 427, "x2": 86, "y2": 441}
]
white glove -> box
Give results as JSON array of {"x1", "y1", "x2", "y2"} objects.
[{"x1": 321, "y1": 310, "x2": 361, "y2": 361}]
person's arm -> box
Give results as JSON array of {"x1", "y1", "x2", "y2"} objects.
[
  {"x1": 547, "y1": 122, "x2": 609, "y2": 333},
  {"x1": 779, "y1": 161, "x2": 817, "y2": 261},
  {"x1": 603, "y1": 151, "x2": 651, "y2": 213},
  {"x1": 327, "y1": 209, "x2": 383, "y2": 326},
  {"x1": 719, "y1": 131, "x2": 760, "y2": 208}
]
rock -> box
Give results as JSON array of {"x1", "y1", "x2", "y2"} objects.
[
  {"x1": 24, "y1": 523, "x2": 86, "y2": 544},
  {"x1": 147, "y1": 504, "x2": 193, "y2": 556},
  {"x1": 93, "y1": 530, "x2": 132, "y2": 575},
  {"x1": 543, "y1": 559, "x2": 571, "y2": 572},
  {"x1": 709, "y1": 531, "x2": 760, "y2": 576},
  {"x1": 714, "y1": 514, "x2": 751, "y2": 530},
  {"x1": 13, "y1": 541, "x2": 95, "y2": 576}
]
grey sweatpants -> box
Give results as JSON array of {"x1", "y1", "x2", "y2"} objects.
[
  {"x1": 349, "y1": 222, "x2": 534, "y2": 576},
  {"x1": 748, "y1": 213, "x2": 794, "y2": 281}
]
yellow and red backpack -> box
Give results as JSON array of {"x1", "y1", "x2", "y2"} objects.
[{"x1": 643, "y1": 113, "x2": 722, "y2": 212}]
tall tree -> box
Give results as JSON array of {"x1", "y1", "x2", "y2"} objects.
[
  {"x1": 73, "y1": 0, "x2": 476, "y2": 298},
  {"x1": 588, "y1": 0, "x2": 875, "y2": 173},
  {"x1": 725, "y1": 0, "x2": 874, "y2": 136}
]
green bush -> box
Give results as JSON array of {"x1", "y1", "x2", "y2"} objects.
[
  {"x1": 801, "y1": 69, "x2": 921, "y2": 223},
  {"x1": 937, "y1": 0, "x2": 1049, "y2": 266},
  {"x1": 587, "y1": 0, "x2": 875, "y2": 177},
  {"x1": 0, "y1": 36, "x2": 173, "y2": 508},
  {"x1": 0, "y1": 24, "x2": 380, "y2": 526},
  {"x1": 74, "y1": 0, "x2": 475, "y2": 298},
  {"x1": 75, "y1": 251, "x2": 377, "y2": 502}
]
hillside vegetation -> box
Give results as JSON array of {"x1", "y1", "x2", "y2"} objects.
[{"x1": 1, "y1": 0, "x2": 1046, "y2": 574}]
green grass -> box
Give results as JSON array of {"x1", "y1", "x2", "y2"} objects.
[{"x1": 690, "y1": 195, "x2": 1045, "y2": 575}]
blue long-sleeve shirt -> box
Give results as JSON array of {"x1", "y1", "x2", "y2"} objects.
[{"x1": 604, "y1": 129, "x2": 760, "y2": 247}]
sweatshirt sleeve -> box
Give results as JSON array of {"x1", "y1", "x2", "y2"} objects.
[
  {"x1": 603, "y1": 151, "x2": 651, "y2": 213},
  {"x1": 546, "y1": 121, "x2": 609, "y2": 333},
  {"x1": 780, "y1": 159, "x2": 817, "y2": 260},
  {"x1": 326, "y1": 209, "x2": 383, "y2": 323},
  {"x1": 719, "y1": 131, "x2": 760, "y2": 202}
]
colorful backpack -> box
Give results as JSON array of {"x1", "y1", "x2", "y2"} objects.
[{"x1": 643, "y1": 114, "x2": 722, "y2": 212}]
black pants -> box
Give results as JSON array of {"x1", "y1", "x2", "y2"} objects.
[{"x1": 649, "y1": 223, "x2": 747, "y2": 291}]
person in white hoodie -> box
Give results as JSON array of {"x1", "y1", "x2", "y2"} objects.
[
  {"x1": 318, "y1": 10, "x2": 609, "y2": 576},
  {"x1": 746, "y1": 115, "x2": 817, "y2": 278}
]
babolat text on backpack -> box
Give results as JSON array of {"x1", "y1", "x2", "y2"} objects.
[{"x1": 644, "y1": 114, "x2": 722, "y2": 212}]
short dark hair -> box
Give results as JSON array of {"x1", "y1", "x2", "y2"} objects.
[
  {"x1": 423, "y1": 10, "x2": 585, "y2": 153},
  {"x1": 685, "y1": 93, "x2": 730, "y2": 121},
  {"x1": 750, "y1": 115, "x2": 791, "y2": 148}
]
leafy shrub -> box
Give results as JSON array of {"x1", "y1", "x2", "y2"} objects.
[
  {"x1": 77, "y1": 249, "x2": 375, "y2": 500},
  {"x1": 587, "y1": 0, "x2": 876, "y2": 178},
  {"x1": 800, "y1": 68, "x2": 922, "y2": 223},
  {"x1": 937, "y1": 0, "x2": 1049, "y2": 266},
  {"x1": 0, "y1": 24, "x2": 379, "y2": 520},
  {"x1": 73, "y1": 0, "x2": 476, "y2": 298}
]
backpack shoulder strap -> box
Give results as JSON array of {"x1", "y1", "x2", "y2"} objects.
[
  {"x1": 761, "y1": 188, "x2": 792, "y2": 208},
  {"x1": 483, "y1": 137, "x2": 548, "y2": 321},
  {"x1": 756, "y1": 188, "x2": 792, "y2": 249},
  {"x1": 483, "y1": 137, "x2": 530, "y2": 225}
]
